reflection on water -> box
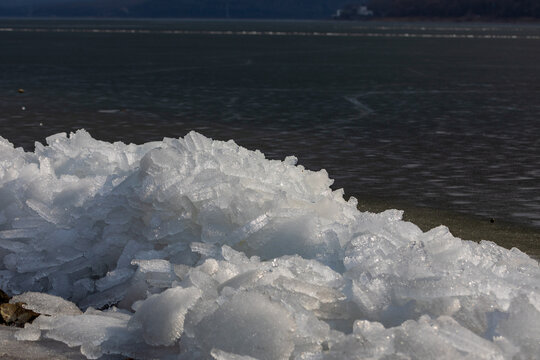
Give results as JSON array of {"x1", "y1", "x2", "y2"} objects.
[
  {"x1": 1, "y1": 19, "x2": 539, "y2": 229},
  {"x1": 2, "y1": 26, "x2": 540, "y2": 40}
]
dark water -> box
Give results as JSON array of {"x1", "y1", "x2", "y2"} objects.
[{"x1": 1, "y1": 18, "x2": 540, "y2": 230}]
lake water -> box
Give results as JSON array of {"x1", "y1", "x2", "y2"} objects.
[{"x1": 1, "y1": 18, "x2": 540, "y2": 233}]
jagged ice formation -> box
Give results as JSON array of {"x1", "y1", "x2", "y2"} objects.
[{"x1": 0, "y1": 130, "x2": 539, "y2": 359}]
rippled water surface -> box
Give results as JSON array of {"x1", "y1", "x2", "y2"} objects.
[{"x1": 1, "y1": 19, "x2": 539, "y2": 228}]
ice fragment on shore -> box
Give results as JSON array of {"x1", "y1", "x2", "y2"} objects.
[
  {"x1": 14, "y1": 323, "x2": 42, "y2": 341},
  {"x1": 194, "y1": 292, "x2": 296, "y2": 360},
  {"x1": 211, "y1": 348, "x2": 260, "y2": 360},
  {"x1": 36, "y1": 313, "x2": 129, "y2": 359},
  {"x1": 10, "y1": 292, "x2": 82, "y2": 316},
  {"x1": 128, "y1": 286, "x2": 201, "y2": 346}
]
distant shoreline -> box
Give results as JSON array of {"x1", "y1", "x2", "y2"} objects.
[
  {"x1": 354, "y1": 16, "x2": 540, "y2": 24},
  {"x1": 0, "y1": 16, "x2": 539, "y2": 24}
]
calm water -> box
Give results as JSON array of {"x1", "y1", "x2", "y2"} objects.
[{"x1": 1, "y1": 18, "x2": 540, "y2": 229}]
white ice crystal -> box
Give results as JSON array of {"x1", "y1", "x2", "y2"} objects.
[{"x1": 0, "y1": 130, "x2": 538, "y2": 359}]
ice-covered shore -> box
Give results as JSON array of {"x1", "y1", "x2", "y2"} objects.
[{"x1": 0, "y1": 130, "x2": 539, "y2": 359}]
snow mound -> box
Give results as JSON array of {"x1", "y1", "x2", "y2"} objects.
[{"x1": 0, "y1": 130, "x2": 538, "y2": 359}]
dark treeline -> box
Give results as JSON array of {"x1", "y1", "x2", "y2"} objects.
[
  {"x1": 0, "y1": 0, "x2": 538, "y2": 19},
  {"x1": 0, "y1": 0, "x2": 344, "y2": 18},
  {"x1": 368, "y1": 0, "x2": 540, "y2": 18},
  {"x1": 126, "y1": 0, "x2": 345, "y2": 19}
]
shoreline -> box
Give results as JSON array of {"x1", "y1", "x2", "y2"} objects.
[
  {"x1": 354, "y1": 194, "x2": 540, "y2": 260},
  {"x1": 358, "y1": 16, "x2": 540, "y2": 24}
]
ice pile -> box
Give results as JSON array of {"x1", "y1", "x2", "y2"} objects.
[{"x1": 0, "y1": 130, "x2": 539, "y2": 359}]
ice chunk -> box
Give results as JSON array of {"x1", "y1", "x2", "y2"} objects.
[
  {"x1": 95, "y1": 268, "x2": 135, "y2": 292},
  {"x1": 495, "y1": 295, "x2": 540, "y2": 356},
  {"x1": 36, "y1": 313, "x2": 129, "y2": 359},
  {"x1": 433, "y1": 316, "x2": 503, "y2": 359},
  {"x1": 211, "y1": 348, "x2": 260, "y2": 360},
  {"x1": 226, "y1": 213, "x2": 269, "y2": 245},
  {"x1": 1, "y1": 325, "x2": 88, "y2": 359},
  {"x1": 131, "y1": 258, "x2": 178, "y2": 288},
  {"x1": 390, "y1": 315, "x2": 505, "y2": 360},
  {"x1": 128, "y1": 286, "x2": 202, "y2": 346},
  {"x1": 15, "y1": 324, "x2": 42, "y2": 341},
  {"x1": 0, "y1": 239, "x2": 30, "y2": 252},
  {"x1": 131, "y1": 258, "x2": 173, "y2": 273},
  {"x1": 0, "y1": 228, "x2": 36, "y2": 240},
  {"x1": 10, "y1": 292, "x2": 82, "y2": 316},
  {"x1": 194, "y1": 292, "x2": 296, "y2": 360}
]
